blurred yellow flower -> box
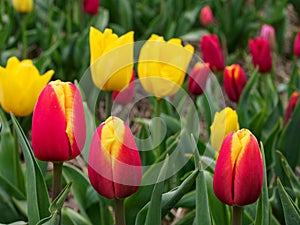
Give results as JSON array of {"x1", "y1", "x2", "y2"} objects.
[
  {"x1": 89, "y1": 27, "x2": 134, "y2": 91},
  {"x1": 0, "y1": 57, "x2": 54, "y2": 116},
  {"x1": 138, "y1": 34, "x2": 194, "y2": 98},
  {"x1": 12, "y1": 0, "x2": 33, "y2": 13},
  {"x1": 210, "y1": 107, "x2": 240, "y2": 152}
]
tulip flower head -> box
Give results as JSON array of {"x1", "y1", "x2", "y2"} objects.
[
  {"x1": 223, "y1": 64, "x2": 247, "y2": 102},
  {"x1": 112, "y1": 71, "x2": 135, "y2": 104},
  {"x1": 12, "y1": 0, "x2": 33, "y2": 13},
  {"x1": 138, "y1": 34, "x2": 194, "y2": 98},
  {"x1": 89, "y1": 27, "x2": 134, "y2": 91},
  {"x1": 83, "y1": 0, "x2": 99, "y2": 15},
  {"x1": 32, "y1": 80, "x2": 86, "y2": 162},
  {"x1": 213, "y1": 129, "x2": 264, "y2": 206},
  {"x1": 294, "y1": 29, "x2": 300, "y2": 57},
  {"x1": 210, "y1": 107, "x2": 240, "y2": 152},
  {"x1": 88, "y1": 116, "x2": 142, "y2": 199},
  {"x1": 249, "y1": 38, "x2": 272, "y2": 73},
  {"x1": 200, "y1": 34, "x2": 225, "y2": 72},
  {"x1": 200, "y1": 5, "x2": 213, "y2": 26},
  {"x1": 260, "y1": 24, "x2": 276, "y2": 51},
  {"x1": 0, "y1": 57, "x2": 53, "y2": 116},
  {"x1": 284, "y1": 91, "x2": 300, "y2": 125},
  {"x1": 187, "y1": 62, "x2": 210, "y2": 95}
]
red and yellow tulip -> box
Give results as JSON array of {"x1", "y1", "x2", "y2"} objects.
[
  {"x1": 32, "y1": 80, "x2": 86, "y2": 162},
  {"x1": 88, "y1": 116, "x2": 142, "y2": 199},
  {"x1": 284, "y1": 91, "x2": 299, "y2": 125},
  {"x1": 213, "y1": 129, "x2": 264, "y2": 206}
]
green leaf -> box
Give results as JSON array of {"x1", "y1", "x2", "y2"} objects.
[
  {"x1": 277, "y1": 178, "x2": 300, "y2": 225},
  {"x1": 62, "y1": 208, "x2": 92, "y2": 225},
  {"x1": 11, "y1": 114, "x2": 50, "y2": 225},
  {"x1": 49, "y1": 182, "x2": 72, "y2": 212}
]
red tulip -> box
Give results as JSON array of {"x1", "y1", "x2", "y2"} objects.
[
  {"x1": 213, "y1": 129, "x2": 263, "y2": 206},
  {"x1": 32, "y1": 80, "x2": 86, "y2": 162},
  {"x1": 83, "y1": 0, "x2": 99, "y2": 15},
  {"x1": 223, "y1": 64, "x2": 247, "y2": 102},
  {"x1": 187, "y1": 62, "x2": 210, "y2": 95},
  {"x1": 200, "y1": 34, "x2": 225, "y2": 72},
  {"x1": 112, "y1": 71, "x2": 135, "y2": 104},
  {"x1": 200, "y1": 5, "x2": 213, "y2": 26},
  {"x1": 88, "y1": 116, "x2": 142, "y2": 199},
  {"x1": 293, "y1": 29, "x2": 300, "y2": 57},
  {"x1": 284, "y1": 91, "x2": 299, "y2": 125},
  {"x1": 249, "y1": 38, "x2": 272, "y2": 73}
]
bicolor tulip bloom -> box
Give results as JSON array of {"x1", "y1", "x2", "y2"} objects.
[
  {"x1": 83, "y1": 0, "x2": 99, "y2": 15},
  {"x1": 200, "y1": 5, "x2": 213, "y2": 26},
  {"x1": 0, "y1": 57, "x2": 53, "y2": 116},
  {"x1": 89, "y1": 27, "x2": 134, "y2": 91},
  {"x1": 284, "y1": 91, "x2": 299, "y2": 125},
  {"x1": 213, "y1": 129, "x2": 264, "y2": 206},
  {"x1": 260, "y1": 24, "x2": 276, "y2": 51},
  {"x1": 12, "y1": 0, "x2": 33, "y2": 13},
  {"x1": 294, "y1": 29, "x2": 300, "y2": 57},
  {"x1": 187, "y1": 62, "x2": 210, "y2": 95},
  {"x1": 200, "y1": 34, "x2": 225, "y2": 72},
  {"x1": 32, "y1": 80, "x2": 86, "y2": 162},
  {"x1": 249, "y1": 38, "x2": 272, "y2": 73},
  {"x1": 138, "y1": 34, "x2": 194, "y2": 98},
  {"x1": 112, "y1": 71, "x2": 135, "y2": 104},
  {"x1": 210, "y1": 107, "x2": 240, "y2": 152},
  {"x1": 88, "y1": 116, "x2": 142, "y2": 199},
  {"x1": 223, "y1": 64, "x2": 247, "y2": 102}
]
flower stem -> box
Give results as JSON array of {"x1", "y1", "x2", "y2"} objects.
[
  {"x1": 52, "y1": 162, "x2": 63, "y2": 200},
  {"x1": 114, "y1": 198, "x2": 126, "y2": 225},
  {"x1": 21, "y1": 15, "x2": 28, "y2": 59},
  {"x1": 232, "y1": 206, "x2": 243, "y2": 225},
  {"x1": 105, "y1": 91, "x2": 113, "y2": 119},
  {"x1": 154, "y1": 98, "x2": 162, "y2": 156}
]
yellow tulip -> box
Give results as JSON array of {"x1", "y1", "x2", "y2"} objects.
[
  {"x1": 0, "y1": 57, "x2": 54, "y2": 116},
  {"x1": 138, "y1": 34, "x2": 194, "y2": 98},
  {"x1": 12, "y1": 0, "x2": 33, "y2": 13},
  {"x1": 210, "y1": 107, "x2": 240, "y2": 152},
  {"x1": 89, "y1": 27, "x2": 134, "y2": 91}
]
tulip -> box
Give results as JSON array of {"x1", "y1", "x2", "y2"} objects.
[
  {"x1": 0, "y1": 56, "x2": 53, "y2": 116},
  {"x1": 88, "y1": 116, "x2": 142, "y2": 199},
  {"x1": 223, "y1": 64, "x2": 247, "y2": 102},
  {"x1": 260, "y1": 24, "x2": 276, "y2": 51},
  {"x1": 210, "y1": 107, "x2": 240, "y2": 152},
  {"x1": 284, "y1": 91, "x2": 299, "y2": 125},
  {"x1": 138, "y1": 34, "x2": 194, "y2": 98},
  {"x1": 293, "y1": 29, "x2": 300, "y2": 57},
  {"x1": 200, "y1": 34, "x2": 225, "y2": 72},
  {"x1": 112, "y1": 71, "x2": 135, "y2": 104},
  {"x1": 12, "y1": 0, "x2": 33, "y2": 13},
  {"x1": 213, "y1": 129, "x2": 264, "y2": 206},
  {"x1": 83, "y1": 0, "x2": 99, "y2": 15},
  {"x1": 32, "y1": 80, "x2": 86, "y2": 162},
  {"x1": 200, "y1": 5, "x2": 213, "y2": 26},
  {"x1": 187, "y1": 62, "x2": 210, "y2": 95},
  {"x1": 249, "y1": 38, "x2": 272, "y2": 73},
  {"x1": 89, "y1": 27, "x2": 134, "y2": 91}
]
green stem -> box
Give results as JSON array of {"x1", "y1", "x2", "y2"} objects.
[
  {"x1": 232, "y1": 206, "x2": 243, "y2": 225},
  {"x1": 153, "y1": 98, "x2": 162, "y2": 156},
  {"x1": 114, "y1": 198, "x2": 126, "y2": 225},
  {"x1": 52, "y1": 162, "x2": 63, "y2": 200},
  {"x1": 21, "y1": 16, "x2": 28, "y2": 59},
  {"x1": 105, "y1": 91, "x2": 113, "y2": 119}
]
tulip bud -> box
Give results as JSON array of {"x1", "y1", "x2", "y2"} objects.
[
  {"x1": 210, "y1": 107, "x2": 240, "y2": 152},
  {"x1": 293, "y1": 29, "x2": 300, "y2": 57},
  {"x1": 12, "y1": 0, "x2": 33, "y2": 13},
  {"x1": 187, "y1": 62, "x2": 210, "y2": 95},
  {"x1": 213, "y1": 129, "x2": 264, "y2": 206},
  {"x1": 223, "y1": 64, "x2": 247, "y2": 102},
  {"x1": 284, "y1": 91, "x2": 299, "y2": 125},
  {"x1": 83, "y1": 0, "x2": 99, "y2": 15},
  {"x1": 0, "y1": 57, "x2": 53, "y2": 116},
  {"x1": 32, "y1": 80, "x2": 86, "y2": 162},
  {"x1": 200, "y1": 6, "x2": 213, "y2": 26},
  {"x1": 200, "y1": 34, "x2": 225, "y2": 72},
  {"x1": 260, "y1": 24, "x2": 276, "y2": 51},
  {"x1": 112, "y1": 71, "x2": 135, "y2": 104},
  {"x1": 249, "y1": 38, "x2": 272, "y2": 73},
  {"x1": 88, "y1": 116, "x2": 142, "y2": 199}
]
